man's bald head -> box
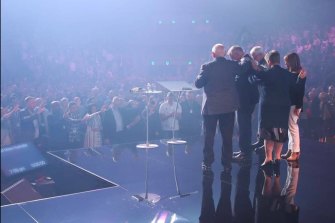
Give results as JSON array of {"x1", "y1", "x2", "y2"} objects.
[{"x1": 211, "y1": 44, "x2": 225, "y2": 58}]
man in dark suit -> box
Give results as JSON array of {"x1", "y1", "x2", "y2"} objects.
[
  {"x1": 228, "y1": 45, "x2": 259, "y2": 162},
  {"x1": 195, "y1": 43, "x2": 240, "y2": 172},
  {"x1": 102, "y1": 96, "x2": 126, "y2": 145},
  {"x1": 249, "y1": 46, "x2": 268, "y2": 154}
]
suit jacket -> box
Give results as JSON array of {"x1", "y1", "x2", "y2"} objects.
[
  {"x1": 195, "y1": 57, "x2": 240, "y2": 115},
  {"x1": 250, "y1": 65, "x2": 300, "y2": 108},
  {"x1": 236, "y1": 54, "x2": 259, "y2": 109},
  {"x1": 250, "y1": 65, "x2": 305, "y2": 128}
]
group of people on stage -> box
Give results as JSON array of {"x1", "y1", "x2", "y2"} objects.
[{"x1": 195, "y1": 43, "x2": 306, "y2": 174}]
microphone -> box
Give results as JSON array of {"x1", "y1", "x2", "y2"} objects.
[{"x1": 130, "y1": 87, "x2": 143, "y2": 93}]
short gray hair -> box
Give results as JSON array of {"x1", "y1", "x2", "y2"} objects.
[
  {"x1": 227, "y1": 45, "x2": 243, "y2": 57},
  {"x1": 250, "y1": 46, "x2": 264, "y2": 59}
]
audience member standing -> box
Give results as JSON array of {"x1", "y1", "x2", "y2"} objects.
[
  {"x1": 309, "y1": 89, "x2": 321, "y2": 139},
  {"x1": 102, "y1": 96, "x2": 126, "y2": 145},
  {"x1": 47, "y1": 101, "x2": 67, "y2": 150},
  {"x1": 19, "y1": 96, "x2": 40, "y2": 143},
  {"x1": 327, "y1": 85, "x2": 335, "y2": 136},
  {"x1": 64, "y1": 101, "x2": 84, "y2": 149},
  {"x1": 180, "y1": 91, "x2": 202, "y2": 139},
  {"x1": 145, "y1": 97, "x2": 161, "y2": 140},
  {"x1": 123, "y1": 99, "x2": 144, "y2": 142},
  {"x1": 318, "y1": 92, "x2": 332, "y2": 143},
  {"x1": 1, "y1": 105, "x2": 20, "y2": 146},
  {"x1": 159, "y1": 92, "x2": 182, "y2": 139},
  {"x1": 83, "y1": 104, "x2": 105, "y2": 149}
]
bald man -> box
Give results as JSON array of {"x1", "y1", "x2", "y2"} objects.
[{"x1": 195, "y1": 43, "x2": 241, "y2": 173}]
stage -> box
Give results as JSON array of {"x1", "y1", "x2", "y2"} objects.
[{"x1": 1, "y1": 137, "x2": 335, "y2": 223}]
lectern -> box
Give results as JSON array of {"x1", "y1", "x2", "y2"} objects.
[
  {"x1": 157, "y1": 81, "x2": 199, "y2": 200},
  {"x1": 131, "y1": 85, "x2": 162, "y2": 204}
]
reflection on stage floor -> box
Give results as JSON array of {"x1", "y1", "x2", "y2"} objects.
[{"x1": 1, "y1": 138, "x2": 335, "y2": 223}]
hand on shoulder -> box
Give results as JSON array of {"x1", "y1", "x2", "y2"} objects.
[{"x1": 299, "y1": 69, "x2": 307, "y2": 79}]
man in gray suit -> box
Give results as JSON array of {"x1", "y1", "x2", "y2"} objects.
[{"x1": 195, "y1": 43, "x2": 240, "y2": 173}]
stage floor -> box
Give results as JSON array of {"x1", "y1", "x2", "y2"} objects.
[{"x1": 1, "y1": 137, "x2": 335, "y2": 223}]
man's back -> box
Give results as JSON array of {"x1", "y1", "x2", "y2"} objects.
[
  {"x1": 195, "y1": 57, "x2": 240, "y2": 115},
  {"x1": 258, "y1": 65, "x2": 294, "y2": 108}
]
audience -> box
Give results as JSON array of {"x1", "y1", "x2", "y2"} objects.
[{"x1": 1, "y1": 25, "x2": 335, "y2": 149}]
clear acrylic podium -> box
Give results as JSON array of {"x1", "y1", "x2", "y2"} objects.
[
  {"x1": 157, "y1": 81, "x2": 199, "y2": 200},
  {"x1": 130, "y1": 86, "x2": 162, "y2": 204}
]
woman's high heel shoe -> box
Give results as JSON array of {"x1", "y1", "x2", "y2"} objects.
[
  {"x1": 287, "y1": 152, "x2": 300, "y2": 161},
  {"x1": 281, "y1": 150, "x2": 292, "y2": 159}
]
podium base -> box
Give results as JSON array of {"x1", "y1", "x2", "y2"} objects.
[
  {"x1": 136, "y1": 143, "x2": 159, "y2": 149},
  {"x1": 132, "y1": 193, "x2": 161, "y2": 204},
  {"x1": 166, "y1": 139, "x2": 187, "y2": 145},
  {"x1": 169, "y1": 190, "x2": 198, "y2": 200}
]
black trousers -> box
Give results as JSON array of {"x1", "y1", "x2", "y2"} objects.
[
  {"x1": 237, "y1": 105, "x2": 256, "y2": 154},
  {"x1": 203, "y1": 112, "x2": 235, "y2": 167}
]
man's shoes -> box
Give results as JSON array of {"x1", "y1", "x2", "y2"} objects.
[
  {"x1": 220, "y1": 170, "x2": 232, "y2": 181},
  {"x1": 281, "y1": 150, "x2": 292, "y2": 159},
  {"x1": 251, "y1": 140, "x2": 264, "y2": 149},
  {"x1": 222, "y1": 165, "x2": 232, "y2": 174},
  {"x1": 233, "y1": 150, "x2": 242, "y2": 156},
  {"x1": 202, "y1": 162, "x2": 212, "y2": 172},
  {"x1": 254, "y1": 145, "x2": 265, "y2": 154},
  {"x1": 232, "y1": 152, "x2": 251, "y2": 163}
]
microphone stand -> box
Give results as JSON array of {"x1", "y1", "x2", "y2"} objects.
[
  {"x1": 166, "y1": 90, "x2": 198, "y2": 200},
  {"x1": 131, "y1": 87, "x2": 162, "y2": 205}
]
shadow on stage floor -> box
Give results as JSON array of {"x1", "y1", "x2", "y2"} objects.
[{"x1": 1, "y1": 137, "x2": 335, "y2": 223}]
